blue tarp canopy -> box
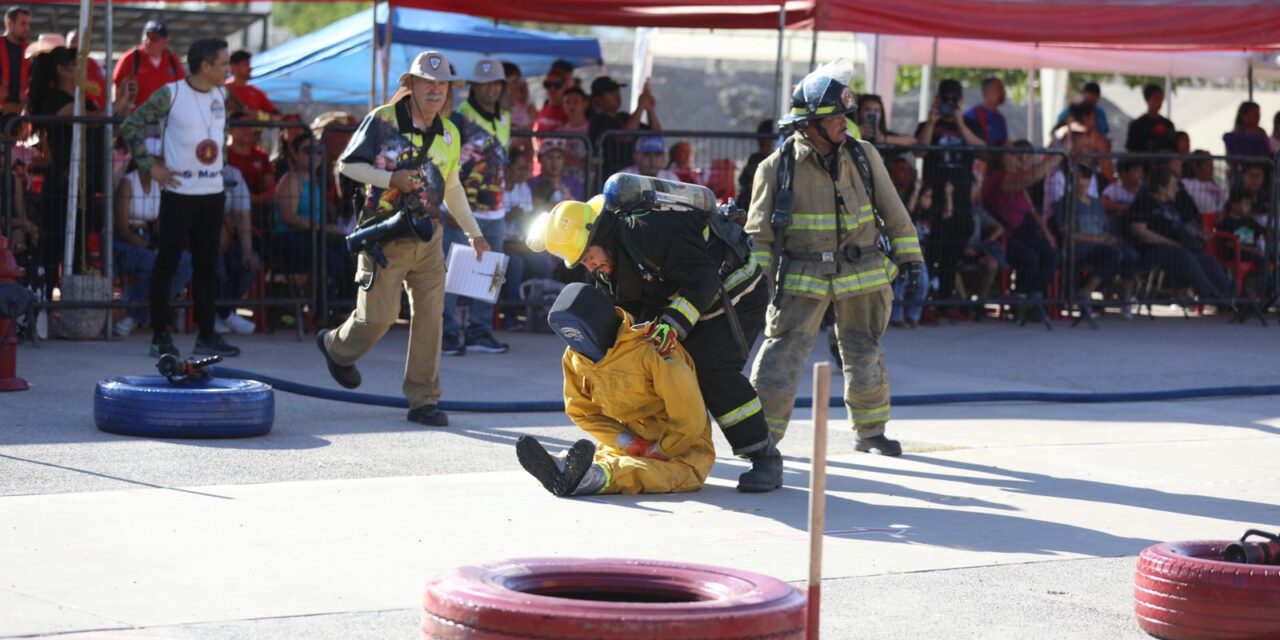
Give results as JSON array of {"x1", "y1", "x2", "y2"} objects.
[{"x1": 252, "y1": 5, "x2": 603, "y2": 105}]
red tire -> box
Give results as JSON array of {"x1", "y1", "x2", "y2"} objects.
[
  {"x1": 422, "y1": 557, "x2": 806, "y2": 640},
  {"x1": 1134, "y1": 540, "x2": 1280, "y2": 640}
]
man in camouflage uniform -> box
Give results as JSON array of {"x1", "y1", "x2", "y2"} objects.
[
  {"x1": 745, "y1": 60, "x2": 924, "y2": 456},
  {"x1": 443, "y1": 57, "x2": 512, "y2": 355}
]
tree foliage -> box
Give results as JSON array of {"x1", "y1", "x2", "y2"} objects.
[{"x1": 272, "y1": 2, "x2": 366, "y2": 37}]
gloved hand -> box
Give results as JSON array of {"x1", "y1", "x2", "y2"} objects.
[
  {"x1": 901, "y1": 262, "x2": 922, "y2": 300},
  {"x1": 641, "y1": 320, "x2": 679, "y2": 357}
]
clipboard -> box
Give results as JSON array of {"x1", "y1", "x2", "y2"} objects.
[{"x1": 445, "y1": 244, "x2": 509, "y2": 303}]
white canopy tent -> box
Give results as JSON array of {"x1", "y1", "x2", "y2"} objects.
[{"x1": 862, "y1": 34, "x2": 1280, "y2": 144}]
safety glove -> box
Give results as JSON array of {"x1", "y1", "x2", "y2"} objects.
[
  {"x1": 901, "y1": 262, "x2": 922, "y2": 300},
  {"x1": 641, "y1": 320, "x2": 679, "y2": 357}
]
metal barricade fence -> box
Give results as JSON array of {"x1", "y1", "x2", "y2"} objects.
[
  {"x1": 1077, "y1": 151, "x2": 1277, "y2": 318},
  {"x1": 1, "y1": 115, "x2": 314, "y2": 343},
  {"x1": 591, "y1": 129, "x2": 774, "y2": 200},
  {"x1": 865, "y1": 143, "x2": 1075, "y2": 326},
  {"x1": 318, "y1": 127, "x2": 594, "y2": 328}
]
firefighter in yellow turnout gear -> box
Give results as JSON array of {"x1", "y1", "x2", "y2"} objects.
[
  {"x1": 516, "y1": 283, "x2": 714, "y2": 496},
  {"x1": 746, "y1": 60, "x2": 924, "y2": 456}
]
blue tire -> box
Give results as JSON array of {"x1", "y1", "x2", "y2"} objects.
[{"x1": 94, "y1": 375, "x2": 274, "y2": 439}]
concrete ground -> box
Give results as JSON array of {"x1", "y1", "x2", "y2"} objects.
[{"x1": 1, "y1": 315, "x2": 1277, "y2": 639}]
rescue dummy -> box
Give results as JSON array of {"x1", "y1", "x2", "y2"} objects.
[{"x1": 515, "y1": 283, "x2": 715, "y2": 497}]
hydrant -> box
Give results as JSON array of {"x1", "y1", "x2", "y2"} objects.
[{"x1": 0, "y1": 233, "x2": 30, "y2": 391}]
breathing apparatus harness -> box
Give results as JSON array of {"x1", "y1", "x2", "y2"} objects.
[{"x1": 599, "y1": 174, "x2": 755, "y2": 358}]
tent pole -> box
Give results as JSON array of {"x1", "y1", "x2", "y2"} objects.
[
  {"x1": 65, "y1": 0, "x2": 92, "y2": 280},
  {"x1": 774, "y1": 3, "x2": 786, "y2": 123},
  {"x1": 370, "y1": 1, "x2": 378, "y2": 110},
  {"x1": 103, "y1": 0, "x2": 115, "y2": 339},
  {"x1": 809, "y1": 24, "x2": 818, "y2": 72},
  {"x1": 1027, "y1": 64, "x2": 1035, "y2": 143},
  {"x1": 382, "y1": 2, "x2": 393, "y2": 104},
  {"x1": 1164, "y1": 73, "x2": 1172, "y2": 121},
  {"x1": 1248, "y1": 57, "x2": 1254, "y2": 102},
  {"x1": 918, "y1": 38, "x2": 936, "y2": 128},
  {"x1": 869, "y1": 34, "x2": 879, "y2": 90}
]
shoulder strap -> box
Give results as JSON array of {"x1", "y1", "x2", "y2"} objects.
[
  {"x1": 618, "y1": 218, "x2": 663, "y2": 282},
  {"x1": 770, "y1": 138, "x2": 796, "y2": 235},
  {"x1": 845, "y1": 140, "x2": 877, "y2": 216}
]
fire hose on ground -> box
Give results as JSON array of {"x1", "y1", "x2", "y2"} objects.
[{"x1": 207, "y1": 366, "x2": 1280, "y2": 412}]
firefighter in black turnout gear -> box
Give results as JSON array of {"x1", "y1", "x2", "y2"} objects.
[{"x1": 529, "y1": 176, "x2": 783, "y2": 492}]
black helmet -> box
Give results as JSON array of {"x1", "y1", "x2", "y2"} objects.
[{"x1": 779, "y1": 59, "x2": 858, "y2": 128}]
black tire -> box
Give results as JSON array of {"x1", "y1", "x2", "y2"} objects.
[{"x1": 94, "y1": 375, "x2": 274, "y2": 439}]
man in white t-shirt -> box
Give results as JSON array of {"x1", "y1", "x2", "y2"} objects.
[{"x1": 122, "y1": 37, "x2": 238, "y2": 359}]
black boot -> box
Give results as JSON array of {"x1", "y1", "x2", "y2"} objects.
[
  {"x1": 737, "y1": 441, "x2": 783, "y2": 493},
  {"x1": 517, "y1": 436, "x2": 597, "y2": 497},
  {"x1": 855, "y1": 434, "x2": 902, "y2": 457}
]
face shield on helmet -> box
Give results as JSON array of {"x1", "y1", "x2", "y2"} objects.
[
  {"x1": 779, "y1": 58, "x2": 859, "y2": 130},
  {"x1": 526, "y1": 195, "x2": 606, "y2": 267}
]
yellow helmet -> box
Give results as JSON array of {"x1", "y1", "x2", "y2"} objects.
[{"x1": 527, "y1": 195, "x2": 605, "y2": 267}]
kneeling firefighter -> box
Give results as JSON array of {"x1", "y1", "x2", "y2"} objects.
[
  {"x1": 516, "y1": 283, "x2": 715, "y2": 496},
  {"x1": 746, "y1": 59, "x2": 924, "y2": 455},
  {"x1": 528, "y1": 174, "x2": 783, "y2": 492}
]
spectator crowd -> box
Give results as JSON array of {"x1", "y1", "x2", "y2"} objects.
[{"x1": 2, "y1": 4, "x2": 1276, "y2": 352}]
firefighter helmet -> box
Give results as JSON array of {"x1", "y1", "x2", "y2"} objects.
[{"x1": 779, "y1": 58, "x2": 858, "y2": 129}]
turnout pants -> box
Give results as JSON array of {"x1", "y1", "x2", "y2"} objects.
[
  {"x1": 326, "y1": 233, "x2": 446, "y2": 409},
  {"x1": 152, "y1": 191, "x2": 225, "y2": 337},
  {"x1": 582, "y1": 428, "x2": 716, "y2": 496},
  {"x1": 752, "y1": 286, "x2": 893, "y2": 441},
  {"x1": 680, "y1": 279, "x2": 771, "y2": 457}
]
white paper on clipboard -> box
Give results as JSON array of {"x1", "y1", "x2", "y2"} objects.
[{"x1": 445, "y1": 244, "x2": 509, "y2": 303}]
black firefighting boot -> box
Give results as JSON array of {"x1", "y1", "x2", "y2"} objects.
[{"x1": 737, "y1": 440, "x2": 783, "y2": 493}]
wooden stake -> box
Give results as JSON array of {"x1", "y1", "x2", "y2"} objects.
[{"x1": 806, "y1": 361, "x2": 831, "y2": 640}]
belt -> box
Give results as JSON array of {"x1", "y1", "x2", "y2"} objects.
[{"x1": 785, "y1": 244, "x2": 878, "y2": 263}]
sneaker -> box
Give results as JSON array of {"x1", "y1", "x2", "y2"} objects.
[
  {"x1": 442, "y1": 333, "x2": 466, "y2": 356},
  {"x1": 150, "y1": 331, "x2": 180, "y2": 358},
  {"x1": 465, "y1": 333, "x2": 509, "y2": 354},
  {"x1": 1077, "y1": 293, "x2": 1095, "y2": 323},
  {"x1": 114, "y1": 316, "x2": 136, "y2": 337},
  {"x1": 1120, "y1": 298, "x2": 1135, "y2": 321},
  {"x1": 223, "y1": 313, "x2": 255, "y2": 335},
  {"x1": 855, "y1": 434, "x2": 903, "y2": 457},
  {"x1": 193, "y1": 333, "x2": 241, "y2": 357},
  {"x1": 407, "y1": 404, "x2": 449, "y2": 427}
]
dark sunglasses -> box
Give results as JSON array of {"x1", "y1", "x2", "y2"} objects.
[{"x1": 542, "y1": 81, "x2": 564, "y2": 90}]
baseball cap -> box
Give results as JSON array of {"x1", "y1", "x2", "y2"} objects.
[
  {"x1": 590, "y1": 76, "x2": 626, "y2": 97},
  {"x1": 636, "y1": 136, "x2": 665, "y2": 154},
  {"x1": 470, "y1": 58, "x2": 505, "y2": 84},
  {"x1": 398, "y1": 51, "x2": 461, "y2": 86},
  {"x1": 143, "y1": 21, "x2": 168, "y2": 38},
  {"x1": 938, "y1": 79, "x2": 963, "y2": 99}
]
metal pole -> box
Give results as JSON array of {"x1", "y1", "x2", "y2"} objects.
[
  {"x1": 808, "y1": 25, "x2": 818, "y2": 72},
  {"x1": 64, "y1": 0, "x2": 93, "y2": 280},
  {"x1": 1027, "y1": 65, "x2": 1036, "y2": 143},
  {"x1": 103, "y1": 0, "x2": 116, "y2": 340},
  {"x1": 1248, "y1": 58, "x2": 1254, "y2": 103},
  {"x1": 773, "y1": 3, "x2": 786, "y2": 123},
  {"x1": 370, "y1": 1, "x2": 378, "y2": 111},
  {"x1": 1164, "y1": 74, "x2": 1173, "y2": 120},
  {"x1": 382, "y1": 3, "x2": 393, "y2": 105},
  {"x1": 917, "y1": 38, "x2": 937, "y2": 128},
  {"x1": 805, "y1": 361, "x2": 831, "y2": 640}
]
